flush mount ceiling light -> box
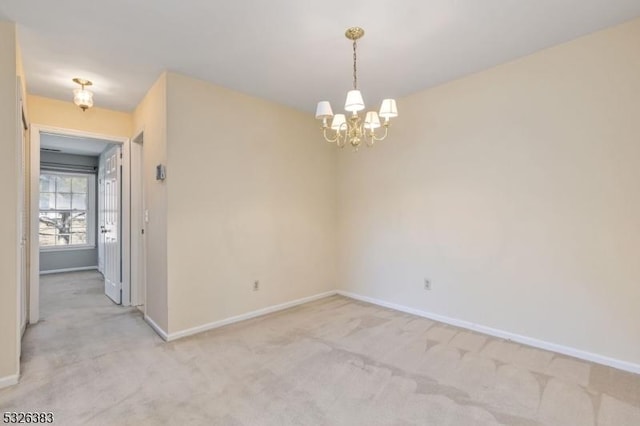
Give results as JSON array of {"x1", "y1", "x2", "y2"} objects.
[
  {"x1": 72, "y1": 78, "x2": 94, "y2": 112},
  {"x1": 315, "y1": 27, "x2": 398, "y2": 151}
]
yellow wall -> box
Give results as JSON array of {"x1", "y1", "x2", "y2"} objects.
[
  {"x1": 28, "y1": 95, "x2": 132, "y2": 137},
  {"x1": 15, "y1": 35, "x2": 27, "y2": 117},
  {"x1": 338, "y1": 18, "x2": 640, "y2": 365},
  {"x1": 132, "y1": 73, "x2": 169, "y2": 331},
  {"x1": 0, "y1": 21, "x2": 19, "y2": 382},
  {"x1": 165, "y1": 72, "x2": 338, "y2": 333}
]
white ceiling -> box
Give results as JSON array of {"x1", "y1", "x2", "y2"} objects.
[
  {"x1": 2, "y1": 1, "x2": 639, "y2": 113},
  {"x1": 41, "y1": 133, "x2": 111, "y2": 156}
]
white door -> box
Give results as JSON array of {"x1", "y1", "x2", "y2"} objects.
[
  {"x1": 97, "y1": 157, "x2": 105, "y2": 274},
  {"x1": 102, "y1": 145, "x2": 122, "y2": 304}
]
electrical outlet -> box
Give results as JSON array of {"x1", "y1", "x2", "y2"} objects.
[
  {"x1": 253, "y1": 280, "x2": 259, "y2": 291},
  {"x1": 424, "y1": 279, "x2": 431, "y2": 290}
]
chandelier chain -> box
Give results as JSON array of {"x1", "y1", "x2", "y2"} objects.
[{"x1": 352, "y1": 40, "x2": 358, "y2": 90}]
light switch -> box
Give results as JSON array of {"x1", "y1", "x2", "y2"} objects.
[{"x1": 144, "y1": 209, "x2": 149, "y2": 223}]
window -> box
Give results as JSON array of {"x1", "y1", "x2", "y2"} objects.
[{"x1": 39, "y1": 172, "x2": 95, "y2": 249}]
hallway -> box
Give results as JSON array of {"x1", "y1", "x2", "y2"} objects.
[{"x1": 0, "y1": 271, "x2": 160, "y2": 423}]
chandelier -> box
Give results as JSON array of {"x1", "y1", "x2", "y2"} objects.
[
  {"x1": 315, "y1": 27, "x2": 398, "y2": 150},
  {"x1": 72, "y1": 78, "x2": 94, "y2": 112}
]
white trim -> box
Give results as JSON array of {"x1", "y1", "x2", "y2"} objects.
[
  {"x1": 40, "y1": 245, "x2": 96, "y2": 252},
  {"x1": 337, "y1": 290, "x2": 640, "y2": 375},
  {"x1": 16, "y1": 76, "x2": 25, "y2": 377},
  {"x1": 167, "y1": 291, "x2": 338, "y2": 341},
  {"x1": 130, "y1": 132, "x2": 145, "y2": 308},
  {"x1": 120, "y1": 139, "x2": 132, "y2": 307},
  {"x1": 40, "y1": 266, "x2": 98, "y2": 275},
  {"x1": 144, "y1": 315, "x2": 168, "y2": 341},
  {"x1": 0, "y1": 374, "x2": 19, "y2": 389},
  {"x1": 29, "y1": 125, "x2": 41, "y2": 323}
]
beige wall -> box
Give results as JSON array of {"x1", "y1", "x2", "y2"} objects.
[
  {"x1": 0, "y1": 21, "x2": 19, "y2": 381},
  {"x1": 338, "y1": 18, "x2": 640, "y2": 365},
  {"x1": 28, "y1": 95, "x2": 132, "y2": 137},
  {"x1": 133, "y1": 74, "x2": 169, "y2": 331},
  {"x1": 165, "y1": 72, "x2": 337, "y2": 333}
]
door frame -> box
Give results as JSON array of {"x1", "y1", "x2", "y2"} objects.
[
  {"x1": 130, "y1": 132, "x2": 146, "y2": 309},
  {"x1": 16, "y1": 77, "x2": 28, "y2": 369},
  {"x1": 29, "y1": 124, "x2": 131, "y2": 323}
]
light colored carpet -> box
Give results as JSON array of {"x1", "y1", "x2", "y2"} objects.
[{"x1": 1, "y1": 271, "x2": 639, "y2": 425}]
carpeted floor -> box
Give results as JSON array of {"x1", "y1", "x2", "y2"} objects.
[{"x1": 1, "y1": 271, "x2": 639, "y2": 425}]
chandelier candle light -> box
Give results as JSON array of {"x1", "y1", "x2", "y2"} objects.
[
  {"x1": 72, "y1": 78, "x2": 94, "y2": 112},
  {"x1": 315, "y1": 27, "x2": 398, "y2": 150}
]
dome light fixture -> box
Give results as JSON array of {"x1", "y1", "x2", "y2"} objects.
[
  {"x1": 315, "y1": 27, "x2": 398, "y2": 151},
  {"x1": 72, "y1": 78, "x2": 94, "y2": 112}
]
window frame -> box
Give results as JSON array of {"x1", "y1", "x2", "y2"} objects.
[{"x1": 39, "y1": 171, "x2": 97, "y2": 251}]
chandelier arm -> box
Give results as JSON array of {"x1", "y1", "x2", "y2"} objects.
[
  {"x1": 364, "y1": 125, "x2": 389, "y2": 146},
  {"x1": 373, "y1": 126, "x2": 389, "y2": 141},
  {"x1": 322, "y1": 127, "x2": 341, "y2": 143},
  {"x1": 364, "y1": 132, "x2": 375, "y2": 147},
  {"x1": 336, "y1": 122, "x2": 348, "y2": 148}
]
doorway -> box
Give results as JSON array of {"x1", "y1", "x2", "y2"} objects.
[{"x1": 29, "y1": 125, "x2": 139, "y2": 323}]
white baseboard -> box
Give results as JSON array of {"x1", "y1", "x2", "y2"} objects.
[
  {"x1": 144, "y1": 314, "x2": 169, "y2": 341},
  {"x1": 167, "y1": 290, "x2": 338, "y2": 341},
  {"x1": 40, "y1": 266, "x2": 98, "y2": 275},
  {"x1": 337, "y1": 290, "x2": 640, "y2": 375},
  {"x1": 0, "y1": 374, "x2": 19, "y2": 389}
]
